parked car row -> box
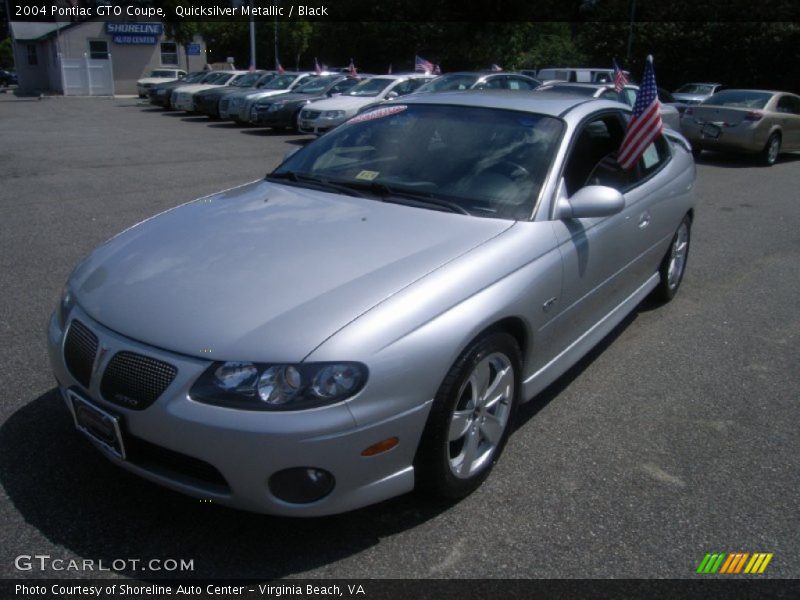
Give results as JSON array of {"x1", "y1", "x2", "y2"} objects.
[{"x1": 143, "y1": 67, "x2": 800, "y2": 166}]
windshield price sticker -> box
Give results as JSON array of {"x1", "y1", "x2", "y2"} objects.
[{"x1": 348, "y1": 105, "x2": 408, "y2": 125}]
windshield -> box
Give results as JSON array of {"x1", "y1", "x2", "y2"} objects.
[
  {"x1": 273, "y1": 104, "x2": 564, "y2": 220},
  {"x1": 149, "y1": 70, "x2": 177, "y2": 78},
  {"x1": 295, "y1": 75, "x2": 341, "y2": 94},
  {"x1": 416, "y1": 74, "x2": 480, "y2": 93},
  {"x1": 231, "y1": 72, "x2": 263, "y2": 87},
  {"x1": 180, "y1": 72, "x2": 206, "y2": 84},
  {"x1": 200, "y1": 72, "x2": 226, "y2": 84},
  {"x1": 676, "y1": 84, "x2": 714, "y2": 95},
  {"x1": 264, "y1": 74, "x2": 301, "y2": 89},
  {"x1": 346, "y1": 78, "x2": 394, "y2": 97},
  {"x1": 214, "y1": 73, "x2": 236, "y2": 85},
  {"x1": 702, "y1": 90, "x2": 772, "y2": 109}
]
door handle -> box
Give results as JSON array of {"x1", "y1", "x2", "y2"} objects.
[{"x1": 638, "y1": 211, "x2": 651, "y2": 229}]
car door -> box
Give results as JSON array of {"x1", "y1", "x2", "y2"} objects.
[{"x1": 546, "y1": 110, "x2": 669, "y2": 357}]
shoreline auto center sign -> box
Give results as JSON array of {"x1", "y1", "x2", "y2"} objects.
[{"x1": 106, "y1": 22, "x2": 163, "y2": 44}]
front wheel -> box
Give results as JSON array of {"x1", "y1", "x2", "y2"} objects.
[
  {"x1": 652, "y1": 214, "x2": 691, "y2": 303},
  {"x1": 414, "y1": 332, "x2": 520, "y2": 499}
]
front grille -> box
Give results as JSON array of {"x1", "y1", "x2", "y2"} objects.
[
  {"x1": 125, "y1": 433, "x2": 230, "y2": 494},
  {"x1": 63, "y1": 320, "x2": 98, "y2": 389},
  {"x1": 301, "y1": 109, "x2": 320, "y2": 119},
  {"x1": 100, "y1": 351, "x2": 177, "y2": 410}
]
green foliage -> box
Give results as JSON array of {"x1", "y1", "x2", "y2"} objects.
[{"x1": 0, "y1": 37, "x2": 12, "y2": 70}]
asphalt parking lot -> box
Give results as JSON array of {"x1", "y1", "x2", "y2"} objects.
[{"x1": 0, "y1": 94, "x2": 798, "y2": 580}]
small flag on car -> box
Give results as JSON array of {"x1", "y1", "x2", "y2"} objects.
[
  {"x1": 617, "y1": 55, "x2": 664, "y2": 170},
  {"x1": 314, "y1": 58, "x2": 322, "y2": 75},
  {"x1": 277, "y1": 63, "x2": 285, "y2": 75},
  {"x1": 348, "y1": 58, "x2": 357, "y2": 78},
  {"x1": 415, "y1": 55, "x2": 434, "y2": 74},
  {"x1": 613, "y1": 59, "x2": 629, "y2": 92}
]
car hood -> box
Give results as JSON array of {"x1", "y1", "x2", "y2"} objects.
[
  {"x1": 258, "y1": 92, "x2": 323, "y2": 106},
  {"x1": 305, "y1": 96, "x2": 379, "y2": 111},
  {"x1": 70, "y1": 180, "x2": 512, "y2": 362},
  {"x1": 138, "y1": 77, "x2": 178, "y2": 85}
]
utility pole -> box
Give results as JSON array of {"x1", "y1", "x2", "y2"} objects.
[
  {"x1": 249, "y1": 0, "x2": 256, "y2": 69},
  {"x1": 274, "y1": 2, "x2": 280, "y2": 69},
  {"x1": 626, "y1": 0, "x2": 636, "y2": 64}
]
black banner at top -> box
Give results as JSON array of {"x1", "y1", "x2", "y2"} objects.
[{"x1": 7, "y1": 0, "x2": 800, "y2": 23}]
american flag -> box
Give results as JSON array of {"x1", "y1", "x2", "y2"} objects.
[
  {"x1": 617, "y1": 55, "x2": 663, "y2": 171},
  {"x1": 415, "y1": 55, "x2": 434, "y2": 74},
  {"x1": 348, "y1": 58, "x2": 357, "y2": 78},
  {"x1": 613, "y1": 59, "x2": 629, "y2": 93},
  {"x1": 314, "y1": 58, "x2": 322, "y2": 75}
]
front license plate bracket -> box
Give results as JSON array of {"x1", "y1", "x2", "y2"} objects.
[{"x1": 68, "y1": 391, "x2": 127, "y2": 460}]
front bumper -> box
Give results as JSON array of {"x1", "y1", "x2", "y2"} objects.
[
  {"x1": 47, "y1": 307, "x2": 424, "y2": 516},
  {"x1": 252, "y1": 106, "x2": 294, "y2": 128},
  {"x1": 173, "y1": 93, "x2": 196, "y2": 112}
]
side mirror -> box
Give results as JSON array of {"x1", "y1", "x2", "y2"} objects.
[
  {"x1": 555, "y1": 185, "x2": 625, "y2": 220},
  {"x1": 385, "y1": 91, "x2": 399, "y2": 99}
]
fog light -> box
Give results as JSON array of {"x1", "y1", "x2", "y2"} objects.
[{"x1": 268, "y1": 467, "x2": 335, "y2": 504}]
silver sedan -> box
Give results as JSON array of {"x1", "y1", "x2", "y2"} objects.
[{"x1": 48, "y1": 92, "x2": 695, "y2": 515}]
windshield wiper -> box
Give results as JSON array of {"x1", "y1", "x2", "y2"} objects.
[
  {"x1": 352, "y1": 181, "x2": 471, "y2": 215},
  {"x1": 266, "y1": 172, "x2": 369, "y2": 198}
]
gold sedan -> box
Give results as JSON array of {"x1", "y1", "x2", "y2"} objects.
[{"x1": 681, "y1": 89, "x2": 800, "y2": 165}]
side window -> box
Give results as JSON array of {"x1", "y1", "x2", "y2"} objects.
[
  {"x1": 391, "y1": 80, "x2": 417, "y2": 96},
  {"x1": 506, "y1": 77, "x2": 534, "y2": 90},
  {"x1": 638, "y1": 135, "x2": 672, "y2": 177},
  {"x1": 160, "y1": 42, "x2": 178, "y2": 65},
  {"x1": 776, "y1": 96, "x2": 797, "y2": 114},
  {"x1": 88, "y1": 40, "x2": 108, "y2": 60},
  {"x1": 563, "y1": 115, "x2": 632, "y2": 196},
  {"x1": 600, "y1": 90, "x2": 619, "y2": 102},
  {"x1": 331, "y1": 79, "x2": 357, "y2": 94},
  {"x1": 482, "y1": 77, "x2": 504, "y2": 90},
  {"x1": 622, "y1": 88, "x2": 637, "y2": 107}
]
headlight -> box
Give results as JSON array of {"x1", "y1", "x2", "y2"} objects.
[
  {"x1": 322, "y1": 110, "x2": 345, "y2": 119},
  {"x1": 267, "y1": 102, "x2": 286, "y2": 112},
  {"x1": 190, "y1": 361, "x2": 368, "y2": 411},
  {"x1": 56, "y1": 286, "x2": 75, "y2": 330}
]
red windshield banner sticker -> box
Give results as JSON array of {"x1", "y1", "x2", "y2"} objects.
[{"x1": 348, "y1": 105, "x2": 407, "y2": 124}]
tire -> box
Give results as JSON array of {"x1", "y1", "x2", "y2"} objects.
[
  {"x1": 652, "y1": 214, "x2": 691, "y2": 303},
  {"x1": 414, "y1": 332, "x2": 521, "y2": 499},
  {"x1": 761, "y1": 133, "x2": 781, "y2": 166}
]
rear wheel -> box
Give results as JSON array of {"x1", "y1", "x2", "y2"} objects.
[
  {"x1": 414, "y1": 332, "x2": 520, "y2": 499},
  {"x1": 652, "y1": 214, "x2": 691, "y2": 303},
  {"x1": 761, "y1": 133, "x2": 781, "y2": 166}
]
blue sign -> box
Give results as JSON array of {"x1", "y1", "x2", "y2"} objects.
[
  {"x1": 187, "y1": 43, "x2": 201, "y2": 56},
  {"x1": 112, "y1": 35, "x2": 157, "y2": 45},
  {"x1": 106, "y1": 22, "x2": 163, "y2": 35}
]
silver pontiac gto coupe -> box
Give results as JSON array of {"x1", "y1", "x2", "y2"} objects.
[{"x1": 48, "y1": 91, "x2": 695, "y2": 515}]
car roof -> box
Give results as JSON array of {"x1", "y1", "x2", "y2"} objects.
[{"x1": 396, "y1": 89, "x2": 617, "y2": 117}]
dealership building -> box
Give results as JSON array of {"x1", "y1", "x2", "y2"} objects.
[{"x1": 9, "y1": 20, "x2": 208, "y2": 95}]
